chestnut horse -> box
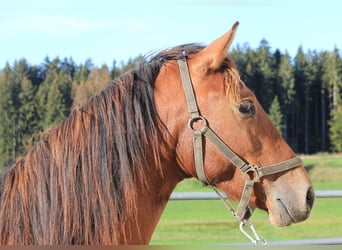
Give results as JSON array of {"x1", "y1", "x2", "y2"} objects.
[{"x1": 0, "y1": 22, "x2": 314, "y2": 244}]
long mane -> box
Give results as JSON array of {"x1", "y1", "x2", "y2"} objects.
[{"x1": 0, "y1": 44, "x2": 241, "y2": 244}]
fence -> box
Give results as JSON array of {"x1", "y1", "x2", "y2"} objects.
[
  {"x1": 169, "y1": 190, "x2": 342, "y2": 245},
  {"x1": 170, "y1": 190, "x2": 342, "y2": 200}
]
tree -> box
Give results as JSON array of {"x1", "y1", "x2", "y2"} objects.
[
  {"x1": 36, "y1": 58, "x2": 73, "y2": 128},
  {"x1": 294, "y1": 46, "x2": 308, "y2": 153},
  {"x1": 14, "y1": 59, "x2": 40, "y2": 151},
  {"x1": 277, "y1": 51, "x2": 296, "y2": 142},
  {"x1": 230, "y1": 43, "x2": 249, "y2": 79},
  {"x1": 320, "y1": 49, "x2": 342, "y2": 151},
  {"x1": 244, "y1": 39, "x2": 275, "y2": 112},
  {"x1": 329, "y1": 105, "x2": 342, "y2": 152},
  {"x1": 72, "y1": 65, "x2": 112, "y2": 108},
  {"x1": 306, "y1": 51, "x2": 322, "y2": 153},
  {"x1": 0, "y1": 64, "x2": 17, "y2": 166},
  {"x1": 322, "y1": 48, "x2": 342, "y2": 111},
  {"x1": 44, "y1": 70, "x2": 72, "y2": 126},
  {"x1": 268, "y1": 96, "x2": 284, "y2": 134},
  {"x1": 111, "y1": 60, "x2": 122, "y2": 79},
  {"x1": 0, "y1": 60, "x2": 35, "y2": 166},
  {"x1": 74, "y1": 58, "x2": 93, "y2": 85},
  {"x1": 120, "y1": 55, "x2": 145, "y2": 74}
]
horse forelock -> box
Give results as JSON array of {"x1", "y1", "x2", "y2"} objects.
[
  {"x1": 152, "y1": 44, "x2": 244, "y2": 101},
  {"x1": 221, "y1": 57, "x2": 244, "y2": 102}
]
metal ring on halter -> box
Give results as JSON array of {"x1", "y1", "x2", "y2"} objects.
[
  {"x1": 243, "y1": 165, "x2": 262, "y2": 181},
  {"x1": 188, "y1": 115, "x2": 208, "y2": 133}
]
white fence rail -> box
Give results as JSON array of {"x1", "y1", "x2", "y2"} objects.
[
  {"x1": 170, "y1": 190, "x2": 342, "y2": 200},
  {"x1": 169, "y1": 190, "x2": 342, "y2": 245}
]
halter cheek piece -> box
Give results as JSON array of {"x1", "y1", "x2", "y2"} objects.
[{"x1": 177, "y1": 58, "x2": 303, "y2": 245}]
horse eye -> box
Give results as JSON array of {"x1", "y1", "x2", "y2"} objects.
[{"x1": 238, "y1": 100, "x2": 255, "y2": 116}]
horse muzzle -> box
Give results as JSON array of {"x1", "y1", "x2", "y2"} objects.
[{"x1": 266, "y1": 181, "x2": 315, "y2": 227}]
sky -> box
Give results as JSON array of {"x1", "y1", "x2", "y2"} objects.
[{"x1": 0, "y1": 0, "x2": 341, "y2": 68}]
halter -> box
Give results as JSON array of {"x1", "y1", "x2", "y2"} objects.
[{"x1": 177, "y1": 58, "x2": 303, "y2": 245}]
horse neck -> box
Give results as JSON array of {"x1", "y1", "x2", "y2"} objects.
[
  {"x1": 0, "y1": 135, "x2": 185, "y2": 245},
  {"x1": 122, "y1": 160, "x2": 185, "y2": 244}
]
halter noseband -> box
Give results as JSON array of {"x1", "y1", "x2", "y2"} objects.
[{"x1": 177, "y1": 58, "x2": 302, "y2": 245}]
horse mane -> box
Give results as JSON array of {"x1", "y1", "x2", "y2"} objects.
[{"x1": 0, "y1": 44, "x2": 242, "y2": 244}]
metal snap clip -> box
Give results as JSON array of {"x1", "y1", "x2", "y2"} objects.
[{"x1": 239, "y1": 220, "x2": 267, "y2": 245}]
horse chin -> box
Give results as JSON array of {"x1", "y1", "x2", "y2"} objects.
[
  {"x1": 267, "y1": 198, "x2": 310, "y2": 227},
  {"x1": 267, "y1": 201, "x2": 295, "y2": 227}
]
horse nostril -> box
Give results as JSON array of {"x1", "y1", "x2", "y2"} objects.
[{"x1": 306, "y1": 187, "x2": 315, "y2": 210}]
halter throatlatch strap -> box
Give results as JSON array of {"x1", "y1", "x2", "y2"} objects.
[{"x1": 177, "y1": 58, "x2": 303, "y2": 245}]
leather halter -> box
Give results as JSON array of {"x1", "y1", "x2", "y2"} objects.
[{"x1": 177, "y1": 57, "x2": 303, "y2": 224}]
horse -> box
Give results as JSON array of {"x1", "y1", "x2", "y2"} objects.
[{"x1": 0, "y1": 21, "x2": 314, "y2": 245}]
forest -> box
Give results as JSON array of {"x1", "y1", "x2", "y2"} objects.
[{"x1": 0, "y1": 39, "x2": 342, "y2": 168}]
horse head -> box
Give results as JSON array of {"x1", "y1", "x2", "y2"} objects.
[{"x1": 155, "y1": 22, "x2": 314, "y2": 228}]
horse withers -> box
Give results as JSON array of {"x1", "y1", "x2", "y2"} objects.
[{"x1": 0, "y1": 21, "x2": 314, "y2": 244}]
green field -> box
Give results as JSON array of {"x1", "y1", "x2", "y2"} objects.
[{"x1": 151, "y1": 154, "x2": 342, "y2": 245}]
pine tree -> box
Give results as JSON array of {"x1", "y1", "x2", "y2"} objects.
[
  {"x1": 120, "y1": 55, "x2": 145, "y2": 74},
  {"x1": 0, "y1": 64, "x2": 16, "y2": 167},
  {"x1": 320, "y1": 49, "x2": 342, "y2": 151},
  {"x1": 74, "y1": 58, "x2": 93, "y2": 85},
  {"x1": 0, "y1": 61, "x2": 30, "y2": 166},
  {"x1": 277, "y1": 51, "x2": 295, "y2": 141},
  {"x1": 294, "y1": 46, "x2": 308, "y2": 152},
  {"x1": 322, "y1": 48, "x2": 342, "y2": 111},
  {"x1": 329, "y1": 105, "x2": 342, "y2": 152},
  {"x1": 36, "y1": 58, "x2": 73, "y2": 128},
  {"x1": 323, "y1": 48, "x2": 342, "y2": 152},
  {"x1": 72, "y1": 65, "x2": 111, "y2": 108},
  {"x1": 18, "y1": 75, "x2": 39, "y2": 149},
  {"x1": 111, "y1": 60, "x2": 122, "y2": 79},
  {"x1": 250, "y1": 39, "x2": 274, "y2": 111},
  {"x1": 268, "y1": 96, "x2": 284, "y2": 134},
  {"x1": 305, "y1": 51, "x2": 321, "y2": 153},
  {"x1": 44, "y1": 70, "x2": 72, "y2": 126}
]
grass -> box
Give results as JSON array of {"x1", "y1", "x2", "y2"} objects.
[
  {"x1": 150, "y1": 154, "x2": 342, "y2": 245},
  {"x1": 302, "y1": 154, "x2": 342, "y2": 190},
  {"x1": 151, "y1": 199, "x2": 342, "y2": 244}
]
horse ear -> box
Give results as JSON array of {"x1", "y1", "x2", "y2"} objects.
[{"x1": 193, "y1": 21, "x2": 239, "y2": 74}]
